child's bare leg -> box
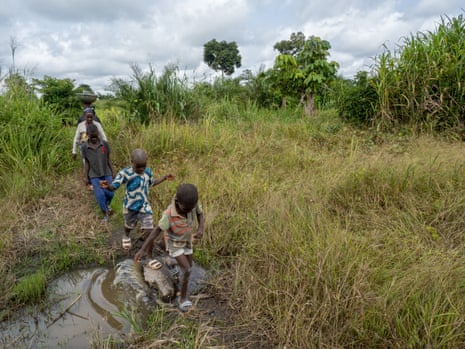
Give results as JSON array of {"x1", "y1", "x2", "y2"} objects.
[{"x1": 175, "y1": 254, "x2": 192, "y2": 303}]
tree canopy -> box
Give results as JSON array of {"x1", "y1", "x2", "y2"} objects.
[
  {"x1": 32, "y1": 76, "x2": 83, "y2": 123},
  {"x1": 203, "y1": 39, "x2": 242, "y2": 76},
  {"x1": 273, "y1": 31, "x2": 306, "y2": 56},
  {"x1": 271, "y1": 33, "x2": 339, "y2": 116}
]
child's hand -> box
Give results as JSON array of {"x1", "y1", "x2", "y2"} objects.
[
  {"x1": 193, "y1": 229, "x2": 203, "y2": 240},
  {"x1": 100, "y1": 180, "x2": 109, "y2": 188},
  {"x1": 165, "y1": 174, "x2": 175, "y2": 181},
  {"x1": 134, "y1": 250, "x2": 147, "y2": 263}
]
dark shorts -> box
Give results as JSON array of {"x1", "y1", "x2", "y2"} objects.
[{"x1": 124, "y1": 211, "x2": 153, "y2": 230}]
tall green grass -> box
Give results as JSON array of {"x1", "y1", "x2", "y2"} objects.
[
  {"x1": 4, "y1": 82, "x2": 465, "y2": 346},
  {"x1": 373, "y1": 14, "x2": 465, "y2": 131},
  {"x1": 0, "y1": 85, "x2": 72, "y2": 202},
  {"x1": 128, "y1": 116, "x2": 465, "y2": 347}
]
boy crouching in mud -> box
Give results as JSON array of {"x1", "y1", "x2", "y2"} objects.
[{"x1": 135, "y1": 183, "x2": 204, "y2": 312}]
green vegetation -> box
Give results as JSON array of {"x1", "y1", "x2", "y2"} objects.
[
  {"x1": 2, "y1": 12, "x2": 465, "y2": 347},
  {"x1": 272, "y1": 32, "x2": 339, "y2": 116},
  {"x1": 203, "y1": 38, "x2": 242, "y2": 76},
  {"x1": 338, "y1": 14, "x2": 465, "y2": 131}
]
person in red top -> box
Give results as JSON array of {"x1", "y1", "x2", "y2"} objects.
[{"x1": 135, "y1": 183, "x2": 204, "y2": 312}]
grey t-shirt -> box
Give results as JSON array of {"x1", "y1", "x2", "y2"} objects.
[{"x1": 81, "y1": 140, "x2": 112, "y2": 178}]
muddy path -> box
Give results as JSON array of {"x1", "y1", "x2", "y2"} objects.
[{"x1": 1, "y1": 174, "x2": 267, "y2": 348}]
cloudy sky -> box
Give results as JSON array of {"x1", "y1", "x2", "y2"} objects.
[{"x1": 0, "y1": 0, "x2": 463, "y2": 93}]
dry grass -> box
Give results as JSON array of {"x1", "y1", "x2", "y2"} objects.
[{"x1": 4, "y1": 112, "x2": 465, "y2": 347}]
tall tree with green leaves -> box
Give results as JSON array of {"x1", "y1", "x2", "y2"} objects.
[
  {"x1": 32, "y1": 76, "x2": 81, "y2": 123},
  {"x1": 203, "y1": 39, "x2": 242, "y2": 77},
  {"x1": 272, "y1": 33, "x2": 339, "y2": 116},
  {"x1": 274, "y1": 31, "x2": 306, "y2": 56}
]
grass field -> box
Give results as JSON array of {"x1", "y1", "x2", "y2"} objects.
[{"x1": 2, "y1": 105, "x2": 465, "y2": 348}]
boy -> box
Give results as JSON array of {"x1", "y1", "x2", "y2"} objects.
[
  {"x1": 100, "y1": 149, "x2": 174, "y2": 249},
  {"x1": 134, "y1": 183, "x2": 204, "y2": 312},
  {"x1": 81, "y1": 124, "x2": 115, "y2": 222}
]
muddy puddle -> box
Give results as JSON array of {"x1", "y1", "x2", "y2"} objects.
[{"x1": 0, "y1": 259, "x2": 206, "y2": 348}]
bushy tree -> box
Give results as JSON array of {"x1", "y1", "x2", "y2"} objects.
[
  {"x1": 274, "y1": 31, "x2": 306, "y2": 56},
  {"x1": 270, "y1": 33, "x2": 339, "y2": 116},
  {"x1": 32, "y1": 76, "x2": 81, "y2": 123},
  {"x1": 203, "y1": 39, "x2": 242, "y2": 77}
]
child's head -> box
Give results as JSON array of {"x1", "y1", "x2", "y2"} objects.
[
  {"x1": 87, "y1": 124, "x2": 99, "y2": 144},
  {"x1": 175, "y1": 184, "x2": 198, "y2": 213},
  {"x1": 131, "y1": 149, "x2": 147, "y2": 174}
]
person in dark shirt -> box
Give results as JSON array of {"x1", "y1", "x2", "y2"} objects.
[{"x1": 81, "y1": 124, "x2": 115, "y2": 222}]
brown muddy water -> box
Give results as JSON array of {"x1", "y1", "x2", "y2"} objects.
[{"x1": 0, "y1": 259, "x2": 206, "y2": 348}]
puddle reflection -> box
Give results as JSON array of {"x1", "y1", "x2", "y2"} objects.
[{"x1": 0, "y1": 262, "x2": 155, "y2": 348}]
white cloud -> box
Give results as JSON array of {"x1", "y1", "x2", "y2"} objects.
[{"x1": 0, "y1": 0, "x2": 463, "y2": 92}]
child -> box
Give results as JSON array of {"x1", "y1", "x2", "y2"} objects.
[
  {"x1": 81, "y1": 124, "x2": 115, "y2": 222},
  {"x1": 100, "y1": 148, "x2": 174, "y2": 249},
  {"x1": 134, "y1": 183, "x2": 204, "y2": 312}
]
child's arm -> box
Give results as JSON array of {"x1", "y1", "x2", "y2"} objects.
[
  {"x1": 193, "y1": 212, "x2": 204, "y2": 239},
  {"x1": 72, "y1": 125, "x2": 81, "y2": 158},
  {"x1": 153, "y1": 173, "x2": 175, "y2": 186},
  {"x1": 97, "y1": 122, "x2": 108, "y2": 142},
  {"x1": 134, "y1": 226, "x2": 162, "y2": 263}
]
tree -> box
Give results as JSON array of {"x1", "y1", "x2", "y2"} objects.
[
  {"x1": 271, "y1": 33, "x2": 339, "y2": 116},
  {"x1": 269, "y1": 54, "x2": 300, "y2": 110},
  {"x1": 32, "y1": 76, "x2": 81, "y2": 123},
  {"x1": 203, "y1": 39, "x2": 242, "y2": 77},
  {"x1": 273, "y1": 31, "x2": 306, "y2": 56}
]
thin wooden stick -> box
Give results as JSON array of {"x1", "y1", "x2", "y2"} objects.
[{"x1": 46, "y1": 293, "x2": 82, "y2": 328}]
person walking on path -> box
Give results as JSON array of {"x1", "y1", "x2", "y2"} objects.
[
  {"x1": 100, "y1": 148, "x2": 175, "y2": 249},
  {"x1": 81, "y1": 123, "x2": 115, "y2": 222},
  {"x1": 73, "y1": 109, "x2": 107, "y2": 190},
  {"x1": 77, "y1": 106, "x2": 102, "y2": 125},
  {"x1": 72, "y1": 109, "x2": 107, "y2": 160}
]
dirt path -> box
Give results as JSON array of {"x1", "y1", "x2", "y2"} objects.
[{"x1": 16, "y1": 174, "x2": 266, "y2": 348}]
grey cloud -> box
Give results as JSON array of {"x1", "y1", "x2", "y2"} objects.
[
  {"x1": 13, "y1": 0, "x2": 154, "y2": 22},
  {"x1": 1, "y1": 0, "x2": 464, "y2": 93}
]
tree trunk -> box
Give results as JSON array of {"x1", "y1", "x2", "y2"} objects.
[
  {"x1": 304, "y1": 92, "x2": 315, "y2": 117},
  {"x1": 281, "y1": 96, "x2": 287, "y2": 110}
]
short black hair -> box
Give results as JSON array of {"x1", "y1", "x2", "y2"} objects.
[
  {"x1": 176, "y1": 183, "x2": 198, "y2": 208},
  {"x1": 131, "y1": 148, "x2": 147, "y2": 163},
  {"x1": 87, "y1": 123, "x2": 98, "y2": 135}
]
